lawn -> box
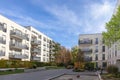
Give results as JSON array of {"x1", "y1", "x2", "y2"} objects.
[
  {"x1": 101, "y1": 73, "x2": 120, "y2": 80},
  {"x1": 0, "y1": 69, "x2": 24, "y2": 75}
]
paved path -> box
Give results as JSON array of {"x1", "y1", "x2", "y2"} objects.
[{"x1": 0, "y1": 69, "x2": 99, "y2": 80}]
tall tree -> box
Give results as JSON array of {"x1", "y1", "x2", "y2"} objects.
[
  {"x1": 102, "y1": 6, "x2": 120, "y2": 46},
  {"x1": 71, "y1": 46, "x2": 79, "y2": 63},
  {"x1": 71, "y1": 46, "x2": 84, "y2": 69}
]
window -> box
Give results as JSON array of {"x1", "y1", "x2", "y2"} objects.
[
  {"x1": 3, "y1": 23, "x2": 7, "y2": 32},
  {"x1": 115, "y1": 45, "x2": 117, "y2": 56},
  {"x1": 95, "y1": 54, "x2": 98, "y2": 60},
  {"x1": 102, "y1": 62, "x2": 107, "y2": 68},
  {"x1": 95, "y1": 38, "x2": 98, "y2": 44},
  {"x1": 0, "y1": 35, "x2": 6, "y2": 44},
  {"x1": 102, "y1": 46, "x2": 105, "y2": 52},
  {"x1": 0, "y1": 46, "x2": 5, "y2": 56},
  {"x1": 95, "y1": 46, "x2": 98, "y2": 52},
  {"x1": 96, "y1": 62, "x2": 98, "y2": 68},
  {"x1": 102, "y1": 54, "x2": 105, "y2": 60},
  {"x1": 38, "y1": 35, "x2": 41, "y2": 39}
]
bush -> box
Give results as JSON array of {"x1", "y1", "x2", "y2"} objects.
[
  {"x1": 85, "y1": 62, "x2": 95, "y2": 71},
  {"x1": 73, "y1": 68, "x2": 85, "y2": 72},
  {"x1": 107, "y1": 65, "x2": 118, "y2": 74},
  {"x1": 66, "y1": 65, "x2": 73, "y2": 69}
]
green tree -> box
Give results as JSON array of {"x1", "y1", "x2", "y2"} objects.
[
  {"x1": 71, "y1": 46, "x2": 79, "y2": 63},
  {"x1": 102, "y1": 6, "x2": 120, "y2": 46}
]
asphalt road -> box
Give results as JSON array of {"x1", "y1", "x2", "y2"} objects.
[{"x1": 0, "y1": 69, "x2": 99, "y2": 80}]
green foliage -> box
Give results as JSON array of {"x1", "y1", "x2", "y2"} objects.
[
  {"x1": 85, "y1": 62, "x2": 95, "y2": 71},
  {"x1": 0, "y1": 69, "x2": 24, "y2": 75},
  {"x1": 71, "y1": 46, "x2": 79, "y2": 62},
  {"x1": 102, "y1": 6, "x2": 120, "y2": 46},
  {"x1": 0, "y1": 60, "x2": 51, "y2": 68},
  {"x1": 107, "y1": 65, "x2": 118, "y2": 74}
]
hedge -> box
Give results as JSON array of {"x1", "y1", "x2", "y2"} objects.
[{"x1": 0, "y1": 60, "x2": 51, "y2": 68}]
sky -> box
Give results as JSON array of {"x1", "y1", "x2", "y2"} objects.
[{"x1": 0, "y1": 0, "x2": 117, "y2": 48}]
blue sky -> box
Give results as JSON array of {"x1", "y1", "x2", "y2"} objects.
[{"x1": 0, "y1": 0, "x2": 117, "y2": 48}]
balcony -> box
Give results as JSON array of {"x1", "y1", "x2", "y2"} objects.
[
  {"x1": 84, "y1": 56, "x2": 92, "y2": 61},
  {"x1": 9, "y1": 52, "x2": 28, "y2": 59},
  {"x1": 0, "y1": 23, "x2": 7, "y2": 32},
  {"x1": 32, "y1": 56, "x2": 40, "y2": 61},
  {"x1": 79, "y1": 40, "x2": 92, "y2": 45},
  {"x1": 10, "y1": 30, "x2": 23, "y2": 40},
  {"x1": 81, "y1": 48, "x2": 92, "y2": 53},
  {"x1": 95, "y1": 49, "x2": 98, "y2": 53},
  {"x1": 24, "y1": 45, "x2": 29, "y2": 50},
  {"x1": 32, "y1": 48, "x2": 41, "y2": 53},
  {"x1": 0, "y1": 51, "x2": 5, "y2": 56},
  {"x1": 31, "y1": 40, "x2": 41, "y2": 46},
  {"x1": 10, "y1": 42, "x2": 23, "y2": 50},
  {"x1": 23, "y1": 34, "x2": 29, "y2": 41},
  {"x1": 0, "y1": 37, "x2": 6, "y2": 44}
]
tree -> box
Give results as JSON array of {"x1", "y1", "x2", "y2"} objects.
[
  {"x1": 71, "y1": 46, "x2": 84, "y2": 69},
  {"x1": 102, "y1": 6, "x2": 120, "y2": 46},
  {"x1": 71, "y1": 46, "x2": 79, "y2": 63}
]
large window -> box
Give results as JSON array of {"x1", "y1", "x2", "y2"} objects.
[
  {"x1": 95, "y1": 46, "x2": 98, "y2": 52},
  {"x1": 102, "y1": 62, "x2": 107, "y2": 68},
  {"x1": 102, "y1": 46, "x2": 105, "y2": 52},
  {"x1": 102, "y1": 54, "x2": 105, "y2": 60},
  {"x1": 95, "y1": 54, "x2": 98, "y2": 60},
  {"x1": 95, "y1": 38, "x2": 98, "y2": 44}
]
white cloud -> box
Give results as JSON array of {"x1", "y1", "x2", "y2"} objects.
[
  {"x1": 90, "y1": 0, "x2": 113, "y2": 20},
  {"x1": 0, "y1": 8, "x2": 51, "y2": 29},
  {"x1": 83, "y1": 0, "x2": 115, "y2": 33},
  {"x1": 45, "y1": 5, "x2": 81, "y2": 26}
]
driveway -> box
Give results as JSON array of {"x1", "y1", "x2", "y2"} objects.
[{"x1": 0, "y1": 69, "x2": 98, "y2": 80}]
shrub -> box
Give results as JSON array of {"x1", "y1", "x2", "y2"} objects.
[
  {"x1": 66, "y1": 65, "x2": 73, "y2": 69},
  {"x1": 107, "y1": 65, "x2": 118, "y2": 74},
  {"x1": 85, "y1": 62, "x2": 95, "y2": 71}
]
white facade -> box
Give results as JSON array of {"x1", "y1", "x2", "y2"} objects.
[
  {"x1": 0, "y1": 14, "x2": 53, "y2": 62},
  {"x1": 79, "y1": 33, "x2": 108, "y2": 68}
]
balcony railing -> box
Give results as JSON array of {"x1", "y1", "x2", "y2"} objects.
[
  {"x1": 31, "y1": 40, "x2": 41, "y2": 45},
  {"x1": 0, "y1": 23, "x2": 7, "y2": 32},
  {"x1": 10, "y1": 30, "x2": 24, "y2": 40},
  {"x1": 32, "y1": 48, "x2": 41, "y2": 53},
  {"x1": 84, "y1": 56, "x2": 92, "y2": 61},
  {"x1": 95, "y1": 49, "x2": 98, "y2": 53},
  {"x1": 9, "y1": 52, "x2": 28, "y2": 59},
  {"x1": 0, "y1": 51, "x2": 5, "y2": 56},
  {"x1": 32, "y1": 56, "x2": 40, "y2": 61},
  {"x1": 24, "y1": 45, "x2": 29, "y2": 50},
  {"x1": 23, "y1": 34, "x2": 29, "y2": 41},
  {"x1": 0, "y1": 37, "x2": 6, "y2": 44},
  {"x1": 81, "y1": 48, "x2": 92, "y2": 53},
  {"x1": 10, "y1": 42, "x2": 23, "y2": 50},
  {"x1": 79, "y1": 40, "x2": 92, "y2": 44}
]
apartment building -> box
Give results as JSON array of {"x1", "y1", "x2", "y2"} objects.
[
  {"x1": 0, "y1": 14, "x2": 54, "y2": 62},
  {"x1": 79, "y1": 33, "x2": 107, "y2": 68},
  {"x1": 26, "y1": 26, "x2": 53, "y2": 62}
]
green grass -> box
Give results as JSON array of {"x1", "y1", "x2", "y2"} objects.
[
  {"x1": 101, "y1": 73, "x2": 120, "y2": 80},
  {"x1": 0, "y1": 69, "x2": 24, "y2": 75},
  {"x1": 45, "y1": 66, "x2": 65, "y2": 70}
]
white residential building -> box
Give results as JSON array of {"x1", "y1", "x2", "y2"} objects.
[
  {"x1": 79, "y1": 33, "x2": 108, "y2": 68},
  {"x1": 0, "y1": 14, "x2": 54, "y2": 62}
]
